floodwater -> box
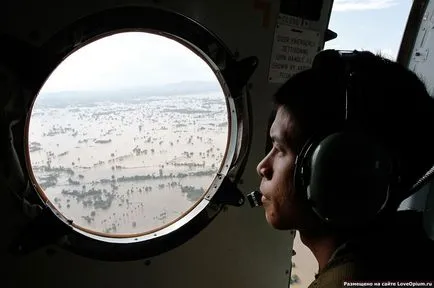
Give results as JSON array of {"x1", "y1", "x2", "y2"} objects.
[{"x1": 28, "y1": 90, "x2": 228, "y2": 235}]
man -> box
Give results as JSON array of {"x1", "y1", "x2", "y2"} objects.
[{"x1": 256, "y1": 50, "x2": 434, "y2": 286}]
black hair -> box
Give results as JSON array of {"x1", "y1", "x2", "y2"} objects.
[{"x1": 273, "y1": 50, "x2": 434, "y2": 209}]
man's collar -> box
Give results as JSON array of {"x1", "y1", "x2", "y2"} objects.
[{"x1": 314, "y1": 210, "x2": 427, "y2": 279}]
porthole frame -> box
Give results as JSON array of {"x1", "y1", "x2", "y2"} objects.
[{"x1": 15, "y1": 6, "x2": 256, "y2": 261}]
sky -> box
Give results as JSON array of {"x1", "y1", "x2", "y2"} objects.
[
  {"x1": 41, "y1": 33, "x2": 218, "y2": 93},
  {"x1": 324, "y1": 0, "x2": 413, "y2": 57},
  {"x1": 41, "y1": 0, "x2": 414, "y2": 93}
]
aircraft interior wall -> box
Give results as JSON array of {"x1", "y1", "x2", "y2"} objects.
[
  {"x1": 3, "y1": 0, "x2": 434, "y2": 287},
  {"x1": 0, "y1": 0, "x2": 333, "y2": 287},
  {"x1": 400, "y1": 0, "x2": 434, "y2": 240}
]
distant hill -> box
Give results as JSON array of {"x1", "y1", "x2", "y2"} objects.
[
  {"x1": 141, "y1": 81, "x2": 222, "y2": 95},
  {"x1": 36, "y1": 81, "x2": 223, "y2": 107}
]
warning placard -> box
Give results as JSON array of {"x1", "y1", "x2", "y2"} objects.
[{"x1": 268, "y1": 22, "x2": 321, "y2": 83}]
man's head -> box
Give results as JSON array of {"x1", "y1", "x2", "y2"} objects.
[{"x1": 257, "y1": 49, "x2": 434, "y2": 232}]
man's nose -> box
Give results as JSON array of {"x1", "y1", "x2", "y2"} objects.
[{"x1": 256, "y1": 158, "x2": 270, "y2": 179}]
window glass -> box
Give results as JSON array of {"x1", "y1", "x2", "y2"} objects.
[
  {"x1": 28, "y1": 32, "x2": 229, "y2": 236},
  {"x1": 324, "y1": 0, "x2": 413, "y2": 60}
]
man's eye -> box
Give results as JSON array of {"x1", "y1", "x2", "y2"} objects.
[{"x1": 274, "y1": 145, "x2": 283, "y2": 153}]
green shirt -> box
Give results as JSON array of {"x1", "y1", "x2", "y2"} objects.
[{"x1": 306, "y1": 211, "x2": 434, "y2": 288}]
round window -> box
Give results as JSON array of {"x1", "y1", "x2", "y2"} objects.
[{"x1": 26, "y1": 31, "x2": 229, "y2": 237}]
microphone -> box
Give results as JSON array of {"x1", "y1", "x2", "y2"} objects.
[{"x1": 247, "y1": 190, "x2": 263, "y2": 207}]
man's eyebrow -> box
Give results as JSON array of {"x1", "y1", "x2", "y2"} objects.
[
  {"x1": 270, "y1": 134, "x2": 286, "y2": 145},
  {"x1": 270, "y1": 133, "x2": 295, "y2": 149}
]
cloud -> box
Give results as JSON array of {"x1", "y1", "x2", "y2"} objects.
[
  {"x1": 358, "y1": 48, "x2": 397, "y2": 60},
  {"x1": 333, "y1": 0, "x2": 398, "y2": 12},
  {"x1": 41, "y1": 32, "x2": 217, "y2": 93},
  {"x1": 375, "y1": 48, "x2": 397, "y2": 60}
]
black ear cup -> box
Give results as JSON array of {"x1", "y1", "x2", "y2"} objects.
[
  {"x1": 295, "y1": 132, "x2": 392, "y2": 228},
  {"x1": 291, "y1": 49, "x2": 398, "y2": 229}
]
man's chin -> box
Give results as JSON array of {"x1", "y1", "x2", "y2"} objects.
[{"x1": 265, "y1": 211, "x2": 291, "y2": 230}]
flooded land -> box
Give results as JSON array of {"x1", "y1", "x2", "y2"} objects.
[{"x1": 28, "y1": 84, "x2": 228, "y2": 235}]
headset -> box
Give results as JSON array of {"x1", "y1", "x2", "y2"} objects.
[
  {"x1": 248, "y1": 49, "x2": 400, "y2": 229},
  {"x1": 293, "y1": 49, "x2": 399, "y2": 229}
]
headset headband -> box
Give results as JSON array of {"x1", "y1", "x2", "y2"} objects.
[
  {"x1": 295, "y1": 49, "x2": 395, "y2": 227},
  {"x1": 311, "y1": 50, "x2": 360, "y2": 127}
]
